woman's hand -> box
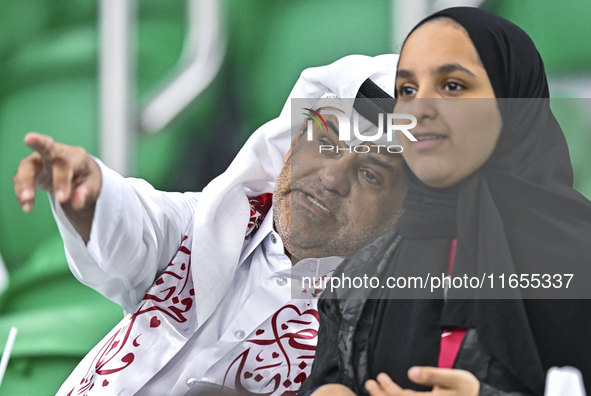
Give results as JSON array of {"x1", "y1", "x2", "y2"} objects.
[
  {"x1": 365, "y1": 367, "x2": 479, "y2": 396},
  {"x1": 311, "y1": 383, "x2": 357, "y2": 396}
]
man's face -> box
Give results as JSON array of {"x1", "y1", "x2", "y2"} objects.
[{"x1": 273, "y1": 109, "x2": 407, "y2": 262}]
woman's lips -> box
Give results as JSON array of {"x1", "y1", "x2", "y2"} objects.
[
  {"x1": 294, "y1": 191, "x2": 334, "y2": 220},
  {"x1": 412, "y1": 135, "x2": 446, "y2": 150}
]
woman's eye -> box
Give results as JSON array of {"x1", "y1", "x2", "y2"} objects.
[
  {"x1": 398, "y1": 86, "x2": 417, "y2": 97},
  {"x1": 444, "y1": 81, "x2": 464, "y2": 91}
]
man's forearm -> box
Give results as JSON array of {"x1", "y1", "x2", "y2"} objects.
[{"x1": 61, "y1": 201, "x2": 96, "y2": 243}]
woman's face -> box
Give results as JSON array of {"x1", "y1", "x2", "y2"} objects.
[{"x1": 394, "y1": 19, "x2": 502, "y2": 188}]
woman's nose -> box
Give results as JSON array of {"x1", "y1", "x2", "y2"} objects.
[{"x1": 397, "y1": 95, "x2": 438, "y2": 124}]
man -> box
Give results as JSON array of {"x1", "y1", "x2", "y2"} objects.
[{"x1": 13, "y1": 55, "x2": 405, "y2": 396}]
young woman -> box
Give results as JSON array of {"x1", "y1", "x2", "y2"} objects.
[{"x1": 300, "y1": 7, "x2": 591, "y2": 396}]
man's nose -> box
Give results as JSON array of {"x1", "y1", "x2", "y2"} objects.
[{"x1": 318, "y1": 158, "x2": 351, "y2": 196}]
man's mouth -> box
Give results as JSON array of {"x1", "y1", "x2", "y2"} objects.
[
  {"x1": 292, "y1": 190, "x2": 334, "y2": 221},
  {"x1": 305, "y1": 193, "x2": 330, "y2": 213}
]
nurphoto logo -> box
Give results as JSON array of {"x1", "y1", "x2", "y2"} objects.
[{"x1": 303, "y1": 108, "x2": 417, "y2": 154}]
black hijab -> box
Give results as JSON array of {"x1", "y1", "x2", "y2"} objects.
[{"x1": 369, "y1": 7, "x2": 591, "y2": 395}]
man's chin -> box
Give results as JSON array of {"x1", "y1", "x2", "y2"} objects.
[
  {"x1": 290, "y1": 217, "x2": 337, "y2": 239},
  {"x1": 288, "y1": 241, "x2": 359, "y2": 262},
  {"x1": 284, "y1": 227, "x2": 344, "y2": 257}
]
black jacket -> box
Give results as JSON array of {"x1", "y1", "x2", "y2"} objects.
[{"x1": 298, "y1": 232, "x2": 534, "y2": 396}]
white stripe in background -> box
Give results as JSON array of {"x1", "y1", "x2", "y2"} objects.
[
  {"x1": 0, "y1": 251, "x2": 7, "y2": 296},
  {"x1": 0, "y1": 327, "x2": 18, "y2": 390}
]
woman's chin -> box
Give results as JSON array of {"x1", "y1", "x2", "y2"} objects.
[
  {"x1": 409, "y1": 159, "x2": 476, "y2": 188},
  {"x1": 415, "y1": 171, "x2": 458, "y2": 189}
]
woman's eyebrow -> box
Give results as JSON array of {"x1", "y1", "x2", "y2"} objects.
[
  {"x1": 435, "y1": 63, "x2": 476, "y2": 77},
  {"x1": 397, "y1": 69, "x2": 414, "y2": 79},
  {"x1": 397, "y1": 64, "x2": 476, "y2": 81}
]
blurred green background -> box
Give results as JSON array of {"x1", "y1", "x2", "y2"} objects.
[{"x1": 0, "y1": 0, "x2": 590, "y2": 394}]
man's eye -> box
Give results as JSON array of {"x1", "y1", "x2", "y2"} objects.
[
  {"x1": 398, "y1": 86, "x2": 417, "y2": 97},
  {"x1": 362, "y1": 170, "x2": 378, "y2": 182},
  {"x1": 444, "y1": 81, "x2": 464, "y2": 91},
  {"x1": 318, "y1": 139, "x2": 336, "y2": 154}
]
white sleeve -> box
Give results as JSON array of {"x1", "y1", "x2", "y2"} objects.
[{"x1": 50, "y1": 159, "x2": 201, "y2": 313}]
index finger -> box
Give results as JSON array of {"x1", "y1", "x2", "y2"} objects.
[{"x1": 24, "y1": 132, "x2": 56, "y2": 160}]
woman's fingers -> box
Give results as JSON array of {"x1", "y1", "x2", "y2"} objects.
[
  {"x1": 366, "y1": 368, "x2": 479, "y2": 396},
  {"x1": 377, "y1": 373, "x2": 405, "y2": 394},
  {"x1": 366, "y1": 374, "x2": 419, "y2": 396},
  {"x1": 366, "y1": 379, "x2": 387, "y2": 396},
  {"x1": 408, "y1": 367, "x2": 479, "y2": 396},
  {"x1": 409, "y1": 367, "x2": 456, "y2": 388},
  {"x1": 310, "y1": 384, "x2": 358, "y2": 396}
]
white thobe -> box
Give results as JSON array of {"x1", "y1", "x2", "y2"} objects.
[{"x1": 51, "y1": 161, "x2": 342, "y2": 396}]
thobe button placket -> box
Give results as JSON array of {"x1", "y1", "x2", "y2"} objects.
[
  {"x1": 271, "y1": 234, "x2": 277, "y2": 244},
  {"x1": 234, "y1": 329, "x2": 246, "y2": 340},
  {"x1": 276, "y1": 275, "x2": 288, "y2": 286}
]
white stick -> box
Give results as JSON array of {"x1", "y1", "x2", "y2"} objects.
[{"x1": 0, "y1": 327, "x2": 18, "y2": 389}]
